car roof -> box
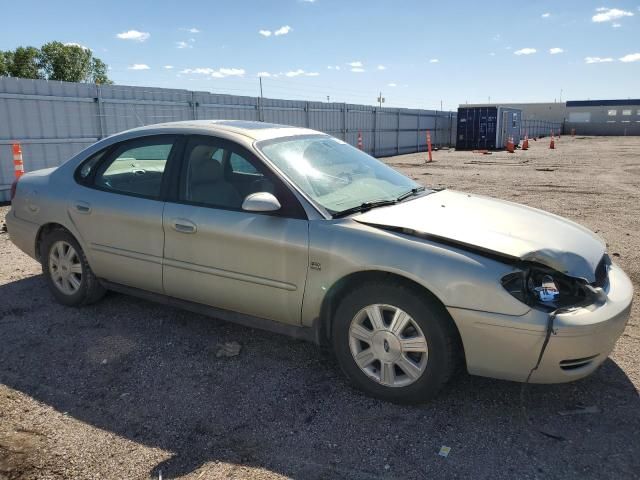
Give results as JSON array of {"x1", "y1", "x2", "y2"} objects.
[{"x1": 127, "y1": 120, "x2": 324, "y2": 142}]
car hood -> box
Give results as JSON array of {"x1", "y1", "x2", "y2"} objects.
[{"x1": 353, "y1": 190, "x2": 606, "y2": 282}]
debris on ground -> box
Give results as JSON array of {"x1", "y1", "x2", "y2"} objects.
[
  {"x1": 438, "y1": 446, "x2": 451, "y2": 458},
  {"x1": 1, "y1": 222, "x2": 7, "y2": 233},
  {"x1": 558, "y1": 405, "x2": 600, "y2": 416},
  {"x1": 215, "y1": 341, "x2": 242, "y2": 358}
]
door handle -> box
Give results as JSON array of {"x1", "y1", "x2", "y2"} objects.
[
  {"x1": 172, "y1": 218, "x2": 197, "y2": 234},
  {"x1": 74, "y1": 201, "x2": 92, "y2": 214}
]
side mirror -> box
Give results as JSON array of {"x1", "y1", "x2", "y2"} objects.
[{"x1": 242, "y1": 192, "x2": 281, "y2": 212}]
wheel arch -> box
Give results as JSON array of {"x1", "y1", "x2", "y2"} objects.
[
  {"x1": 319, "y1": 270, "x2": 465, "y2": 364},
  {"x1": 35, "y1": 222, "x2": 74, "y2": 262}
]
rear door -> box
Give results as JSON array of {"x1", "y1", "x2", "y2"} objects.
[
  {"x1": 69, "y1": 135, "x2": 182, "y2": 293},
  {"x1": 162, "y1": 135, "x2": 309, "y2": 325}
]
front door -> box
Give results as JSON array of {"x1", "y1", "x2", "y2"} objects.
[{"x1": 162, "y1": 135, "x2": 309, "y2": 325}]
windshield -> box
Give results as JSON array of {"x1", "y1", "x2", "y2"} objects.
[{"x1": 258, "y1": 135, "x2": 421, "y2": 214}]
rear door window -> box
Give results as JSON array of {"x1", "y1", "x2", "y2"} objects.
[{"x1": 93, "y1": 137, "x2": 175, "y2": 199}]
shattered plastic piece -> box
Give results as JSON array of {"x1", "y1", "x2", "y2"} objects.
[
  {"x1": 438, "y1": 446, "x2": 451, "y2": 458},
  {"x1": 215, "y1": 341, "x2": 242, "y2": 358},
  {"x1": 558, "y1": 405, "x2": 600, "y2": 416}
]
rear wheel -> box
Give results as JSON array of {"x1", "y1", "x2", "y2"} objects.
[
  {"x1": 332, "y1": 282, "x2": 457, "y2": 403},
  {"x1": 42, "y1": 229, "x2": 106, "y2": 306}
]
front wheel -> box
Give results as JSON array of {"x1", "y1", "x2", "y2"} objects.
[
  {"x1": 41, "y1": 229, "x2": 106, "y2": 306},
  {"x1": 332, "y1": 282, "x2": 458, "y2": 403}
]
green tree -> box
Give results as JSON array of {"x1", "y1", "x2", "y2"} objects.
[
  {"x1": 0, "y1": 51, "x2": 8, "y2": 76},
  {"x1": 90, "y1": 58, "x2": 112, "y2": 85},
  {"x1": 0, "y1": 42, "x2": 112, "y2": 84},
  {"x1": 7, "y1": 46, "x2": 42, "y2": 79},
  {"x1": 39, "y1": 41, "x2": 92, "y2": 82}
]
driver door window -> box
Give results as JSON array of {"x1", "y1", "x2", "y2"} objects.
[{"x1": 180, "y1": 137, "x2": 275, "y2": 209}]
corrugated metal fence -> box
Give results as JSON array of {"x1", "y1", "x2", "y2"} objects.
[
  {"x1": 0, "y1": 77, "x2": 457, "y2": 201},
  {"x1": 521, "y1": 119, "x2": 563, "y2": 139}
]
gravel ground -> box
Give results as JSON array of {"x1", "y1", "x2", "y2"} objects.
[{"x1": 0, "y1": 135, "x2": 638, "y2": 479}]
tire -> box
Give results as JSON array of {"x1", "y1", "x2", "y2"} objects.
[
  {"x1": 41, "y1": 229, "x2": 106, "y2": 306},
  {"x1": 332, "y1": 282, "x2": 458, "y2": 403}
]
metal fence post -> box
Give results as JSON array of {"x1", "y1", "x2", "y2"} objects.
[
  {"x1": 191, "y1": 91, "x2": 197, "y2": 120},
  {"x1": 305, "y1": 102, "x2": 310, "y2": 128},
  {"x1": 343, "y1": 103, "x2": 348, "y2": 142},
  {"x1": 372, "y1": 107, "x2": 377, "y2": 157},
  {"x1": 396, "y1": 109, "x2": 400, "y2": 155},
  {"x1": 96, "y1": 85, "x2": 106, "y2": 139}
]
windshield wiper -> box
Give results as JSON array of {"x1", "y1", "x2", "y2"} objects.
[
  {"x1": 396, "y1": 186, "x2": 426, "y2": 202},
  {"x1": 332, "y1": 199, "x2": 398, "y2": 218}
]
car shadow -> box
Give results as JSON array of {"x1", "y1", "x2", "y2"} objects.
[{"x1": 1, "y1": 275, "x2": 639, "y2": 479}]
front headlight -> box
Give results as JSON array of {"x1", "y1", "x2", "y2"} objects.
[{"x1": 501, "y1": 266, "x2": 593, "y2": 311}]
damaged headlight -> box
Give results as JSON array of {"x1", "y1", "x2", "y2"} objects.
[{"x1": 501, "y1": 266, "x2": 593, "y2": 311}]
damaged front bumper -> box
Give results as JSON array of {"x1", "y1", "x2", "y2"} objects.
[{"x1": 448, "y1": 262, "x2": 633, "y2": 383}]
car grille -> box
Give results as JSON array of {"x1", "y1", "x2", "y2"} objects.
[{"x1": 559, "y1": 354, "x2": 599, "y2": 371}]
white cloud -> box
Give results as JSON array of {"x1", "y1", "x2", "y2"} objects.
[
  {"x1": 347, "y1": 61, "x2": 363, "y2": 67},
  {"x1": 188, "y1": 28, "x2": 200, "y2": 33},
  {"x1": 259, "y1": 30, "x2": 272, "y2": 37},
  {"x1": 612, "y1": 23, "x2": 621, "y2": 28},
  {"x1": 116, "y1": 30, "x2": 150, "y2": 42},
  {"x1": 549, "y1": 47, "x2": 564, "y2": 55},
  {"x1": 429, "y1": 58, "x2": 439, "y2": 63},
  {"x1": 274, "y1": 25, "x2": 292, "y2": 36},
  {"x1": 585, "y1": 56, "x2": 614, "y2": 64},
  {"x1": 514, "y1": 48, "x2": 536, "y2": 55},
  {"x1": 64, "y1": 42, "x2": 90, "y2": 51},
  {"x1": 489, "y1": 52, "x2": 496, "y2": 56},
  {"x1": 327, "y1": 65, "x2": 341, "y2": 70},
  {"x1": 284, "y1": 69, "x2": 318, "y2": 77},
  {"x1": 257, "y1": 71, "x2": 272, "y2": 77},
  {"x1": 181, "y1": 67, "x2": 245, "y2": 77},
  {"x1": 300, "y1": 0, "x2": 316, "y2": 2},
  {"x1": 181, "y1": 68, "x2": 215, "y2": 74},
  {"x1": 219, "y1": 68, "x2": 245, "y2": 76},
  {"x1": 128, "y1": 64, "x2": 150, "y2": 70},
  {"x1": 619, "y1": 52, "x2": 640, "y2": 62},
  {"x1": 164, "y1": 65, "x2": 174, "y2": 69},
  {"x1": 592, "y1": 7, "x2": 633, "y2": 22},
  {"x1": 541, "y1": 12, "x2": 551, "y2": 18},
  {"x1": 377, "y1": 65, "x2": 386, "y2": 70},
  {"x1": 176, "y1": 41, "x2": 192, "y2": 49},
  {"x1": 387, "y1": 83, "x2": 397, "y2": 87},
  {"x1": 351, "y1": 67, "x2": 365, "y2": 73}
]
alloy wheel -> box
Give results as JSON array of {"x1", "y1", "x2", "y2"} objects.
[
  {"x1": 49, "y1": 240, "x2": 82, "y2": 295},
  {"x1": 348, "y1": 304, "x2": 428, "y2": 388}
]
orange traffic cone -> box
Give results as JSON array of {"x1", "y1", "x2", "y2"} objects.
[
  {"x1": 357, "y1": 131, "x2": 363, "y2": 150},
  {"x1": 12, "y1": 143, "x2": 25, "y2": 179},
  {"x1": 549, "y1": 134, "x2": 555, "y2": 149},
  {"x1": 506, "y1": 136, "x2": 515, "y2": 153},
  {"x1": 522, "y1": 135, "x2": 529, "y2": 150}
]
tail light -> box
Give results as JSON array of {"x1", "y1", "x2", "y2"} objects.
[{"x1": 10, "y1": 178, "x2": 18, "y2": 202}]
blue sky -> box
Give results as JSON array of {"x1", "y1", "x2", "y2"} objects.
[{"x1": 1, "y1": 0, "x2": 639, "y2": 109}]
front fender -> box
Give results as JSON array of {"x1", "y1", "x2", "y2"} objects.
[{"x1": 301, "y1": 219, "x2": 529, "y2": 328}]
